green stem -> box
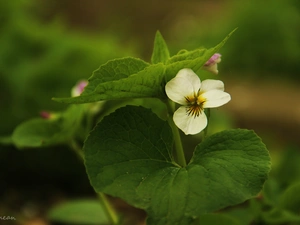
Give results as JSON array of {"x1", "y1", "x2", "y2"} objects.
[
  {"x1": 69, "y1": 139, "x2": 119, "y2": 225},
  {"x1": 85, "y1": 110, "x2": 94, "y2": 137},
  {"x1": 69, "y1": 139, "x2": 84, "y2": 160},
  {"x1": 166, "y1": 100, "x2": 187, "y2": 167},
  {"x1": 98, "y1": 193, "x2": 119, "y2": 225},
  {"x1": 203, "y1": 108, "x2": 210, "y2": 139}
]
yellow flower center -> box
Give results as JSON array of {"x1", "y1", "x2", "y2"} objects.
[{"x1": 185, "y1": 90, "x2": 206, "y2": 118}]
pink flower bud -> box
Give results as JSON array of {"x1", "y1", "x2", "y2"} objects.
[
  {"x1": 40, "y1": 111, "x2": 57, "y2": 119},
  {"x1": 40, "y1": 111, "x2": 51, "y2": 119},
  {"x1": 71, "y1": 80, "x2": 88, "y2": 97},
  {"x1": 203, "y1": 53, "x2": 222, "y2": 74}
]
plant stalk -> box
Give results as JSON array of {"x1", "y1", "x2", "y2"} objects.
[
  {"x1": 166, "y1": 100, "x2": 187, "y2": 167},
  {"x1": 69, "y1": 140, "x2": 119, "y2": 225},
  {"x1": 98, "y1": 192, "x2": 119, "y2": 225},
  {"x1": 203, "y1": 108, "x2": 210, "y2": 139}
]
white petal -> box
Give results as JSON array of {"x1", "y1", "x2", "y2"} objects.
[
  {"x1": 202, "y1": 90, "x2": 231, "y2": 108},
  {"x1": 176, "y1": 68, "x2": 201, "y2": 91},
  {"x1": 200, "y1": 79, "x2": 224, "y2": 92},
  {"x1": 165, "y1": 68, "x2": 201, "y2": 105},
  {"x1": 173, "y1": 106, "x2": 208, "y2": 135}
]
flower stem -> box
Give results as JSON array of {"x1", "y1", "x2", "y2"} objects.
[
  {"x1": 69, "y1": 139, "x2": 84, "y2": 160},
  {"x1": 97, "y1": 192, "x2": 119, "y2": 225},
  {"x1": 203, "y1": 108, "x2": 210, "y2": 139},
  {"x1": 69, "y1": 140, "x2": 119, "y2": 225},
  {"x1": 166, "y1": 100, "x2": 187, "y2": 167}
]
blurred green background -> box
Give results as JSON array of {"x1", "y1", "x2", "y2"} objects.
[{"x1": 1, "y1": 0, "x2": 300, "y2": 224}]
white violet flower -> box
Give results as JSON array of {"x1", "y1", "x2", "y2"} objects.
[
  {"x1": 165, "y1": 68, "x2": 231, "y2": 135},
  {"x1": 202, "y1": 53, "x2": 221, "y2": 74}
]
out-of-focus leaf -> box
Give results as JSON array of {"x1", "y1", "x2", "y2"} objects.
[
  {"x1": 263, "y1": 178, "x2": 282, "y2": 206},
  {"x1": 0, "y1": 136, "x2": 13, "y2": 145},
  {"x1": 279, "y1": 182, "x2": 300, "y2": 213},
  {"x1": 47, "y1": 199, "x2": 110, "y2": 225},
  {"x1": 11, "y1": 105, "x2": 86, "y2": 148},
  {"x1": 262, "y1": 208, "x2": 300, "y2": 224}
]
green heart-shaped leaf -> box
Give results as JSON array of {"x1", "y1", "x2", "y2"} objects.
[{"x1": 84, "y1": 106, "x2": 270, "y2": 225}]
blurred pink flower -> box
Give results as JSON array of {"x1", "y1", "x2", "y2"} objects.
[
  {"x1": 40, "y1": 111, "x2": 57, "y2": 119},
  {"x1": 71, "y1": 80, "x2": 88, "y2": 97}
]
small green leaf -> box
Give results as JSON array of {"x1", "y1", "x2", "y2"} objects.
[
  {"x1": 274, "y1": 147, "x2": 300, "y2": 186},
  {"x1": 12, "y1": 118, "x2": 65, "y2": 148},
  {"x1": 11, "y1": 105, "x2": 86, "y2": 148},
  {"x1": 279, "y1": 182, "x2": 300, "y2": 213},
  {"x1": 165, "y1": 28, "x2": 237, "y2": 81},
  {"x1": 262, "y1": 208, "x2": 300, "y2": 224},
  {"x1": 151, "y1": 31, "x2": 170, "y2": 64},
  {"x1": 47, "y1": 199, "x2": 110, "y2": 225},
  {"x1": 54, "y1": 61, "x2": 166, "y2": 104},
  {"x1": 84, "y1": 106, "x2": 270, "y2": 225},
  {"x1": 83, "y1": 57, "x2": 150, "y2": 96},
  {"x1": 262, "y1": 178, "x2": 282, "y2": 206}
]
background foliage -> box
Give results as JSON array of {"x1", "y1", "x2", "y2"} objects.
[{"x1": 1, "y1": 0, "x2": 300, "y2": 224}]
